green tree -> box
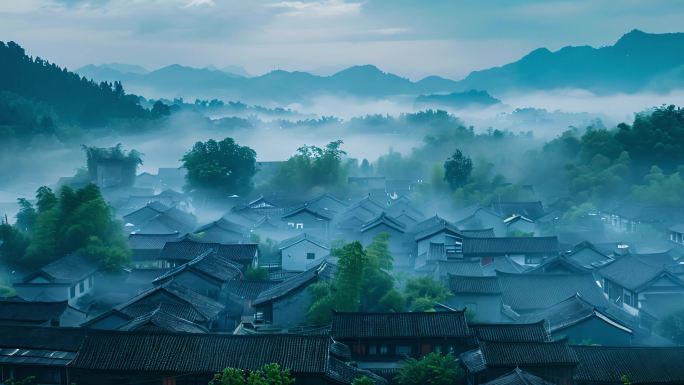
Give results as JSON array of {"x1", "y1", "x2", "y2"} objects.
[
  {"x1": 0, "y1": 224, "x2": 30, "y2": 265},
  {"x1": 15, "y1": 198, "x2": 37, "y2": 233},
  {"x1": 658, "y1": 308, "x2": 684, "y2": 344},
  {"x1": 404, "y1": 276, "x2": 451, "y2": 312},
  {"x1": 181, "y1": 137, "x2": 257, "y2": 197},
  {"x1": 209, "y1": 363, "x2": 294, "y2": 385},
  {"x1": 245, "y1": 266, "x2": 269, "y2": 281},
  {"x1": 272, "y1": 140, "x2": 348, "y2": 193},
  {"x1": 83, "y1": 144, "x2": 143, "y2": 187},
  {"x1": 443, "y1": 150, "x2": 473, "y2": 190},
  {"x1": 631, "y1": 166, "x2": 684, "y2": 205},
  {"x1": 351, "y1": 376, "x2": 376, "y2": 385},
  {"x1": 334, "y1": 241, "x2": 366, "y2": 312},
  {"x1": 395, "y1": 353, "x2": 463, "y2": 385}
]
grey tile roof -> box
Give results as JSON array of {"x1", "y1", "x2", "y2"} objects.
[
  {"x1": 223, "y1": 280, "x2": 280, "y2": 300},
  {"x1": 497, "y1": 271, "x2": 608, "y2": 312},
  {"x1": 278, "y1": 233, "x2": 330, "y2": 250},
  {"x1": 195, "y1": 217, "x2": 249, "y2": 234},
  {"x1": 462, "y1": 236, "x2": 559, "y2": 255},
  {"x1": 490, "y1": 201, "x2": 545, "y2": 220},
  {"x1": 448, "y1": 275, "x2": 502, "y2": 294},
  {"x1": 572, "y1": 346, "x2": 684, "y2": 384},
  {"x1": 70, "y1": 331, "x2": 333, "y2": 374},
  {"x1": 253, "y1": 262, "x2": 335, "y2": 306},
  {"x1": 24, "y1": 253, "x2": 98, "y2": 284},
  {"x1": 469, "y1": 321, "x2": 551, "y2": 342},
  {"x1": 153, "y1": 250, "x2": 243, "y2": 284},
  {"x1": 282, "y1": 204, "x2": 334, "y2": 221},
  {"x1": 360, "y1": 212, "x2": 407, "y2": 233},
  {"x1": 330, "y1": 311, "x2": 471, "y2": 339},
  {"x1": 461, "y1": 340, "x2": 578, "y2": 373},
  {"x1": 0, "y1": 325, "x2": 88, "y2": 351},
  {"x1": 598, "y1": 255, "x2": 684, "y2": 291},
  {"x1": 128, "y1": 232, "x2": 180, "y2": 249},
  {"x1": 160, "y1": 236, "x2": 258, "y2": 263},
  {"x1": 116, "y1": 307, "x2": 209, "y2": 334},
  {"x1": 482, "y1": 368, "x2": 554, "y2": 385},
  {"x1": 0, "y1": 299, "x2": 73, "y2": 323}
]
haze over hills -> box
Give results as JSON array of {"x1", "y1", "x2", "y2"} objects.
[{"x1": 74, "y1": 30, "x2": 684, "y2": 103}]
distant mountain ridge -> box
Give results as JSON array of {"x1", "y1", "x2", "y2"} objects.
[
  {"x1": 74, "y1": 29, "x2": 684, "y2": 102},
  {"x1": 453, "y1": 29, "x2": 684, "y2": 94},
  {"x1": 415, "y1": 90, "x2": 502, "y2": 109}
]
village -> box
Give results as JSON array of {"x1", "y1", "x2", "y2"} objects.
[{"x1": 1, "y1": 146, "x2": 684, "y2": 385}]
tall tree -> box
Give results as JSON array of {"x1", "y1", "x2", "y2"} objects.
[
  {"x1": 443, "y1": 150, "x2": 473, "y2": 190},
  {"x1": 395, "y1": 353, "x2": 463, "y2": 385},
  {"x1": 181, "y1": 137, "x2": 257, "y2": 197}
]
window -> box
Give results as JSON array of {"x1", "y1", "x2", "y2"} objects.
[
  {"x1": 369, "y1": 344, "x2": 377, "y2": 355},
  {"x1": 396, "y1": 345, "x2": 411, "y2": 356},
  {"x1": 306, "y1": 252, "x2": 315, "y2": 260},
  {"x1": 287, "y1": 222, "x2": 295, "y2": 228},
  {"x1": 624, "y1": 289, "x2": 636, "y2": 307},
  {"x1": 88, "y1": 276, "x2": 93, "y2": 288},
  {"x1": 434, "y1": 345, "x2": 442, "y2": 354},
  {"x1": 70, "y1": 285, "x2": 76, "y2": 298},
  {"x1": 296, "y1": 223, "x2": 304, "y2": 229},
  {"x1": 79, "y1": 281, "x2": 85, "y2": 293},
  {"x1": 380, "y1": 345, "x2": 388, "y2": 355}
]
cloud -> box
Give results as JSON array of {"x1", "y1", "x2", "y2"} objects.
[
  {"x1": 182, "y1": 0, "x2": 215, "y2": 8},
  {"x1": 266, "y1": 0, "x2": 362, "y2": 17}
]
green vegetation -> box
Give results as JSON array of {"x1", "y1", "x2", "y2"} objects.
[
  {"x1": 403, "y1": 276, "x2": 452, "y2": 312},
  {"x1": 181, "y1": 137, "x2": 257, "y2": 197},
  {"x1": 351, "y1": 376, "x2": 376, "y2": 385},
  {"x1": 209, "y1": 363, "x2": 294, "y2": 385},
  {"x1": 244, "y1": 266, "x2": 269, "y2": 281},
  {"x1": 443, "y1": 149, "x2": 473, "y2": 190},
  {"x1": 0, "y1": 184, "x2": 130, "y2": 270},
  {"x1": 271, "y1": 140, "x2": 348, "y2": 194},
  {"x1": 83, "y1": 144, "x2": 143, "y2": 187},
  {"x1": 658, "y1": 308, "x2": 684, "y2": 345},
  {"x1": 307, "y1": 234, "x2": 404, "y2": 323},
  {"x1": 395, "y1": 352, "x2": 463, "y2": 385}
]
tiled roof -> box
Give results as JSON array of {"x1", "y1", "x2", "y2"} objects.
[
  {"x1": 482, "y1": 368, "x2": 554, "y2": 385},
  {"x1": 460, "y1": 340, "x2": 578, "y2": 373},
  {"x1": 330, "y1": 311, "x2": 471, "y2": 339},
  {"x1": 598, "y1": 255, "x2": 684, "y2": 291},
  {"x1": 461, "y1": 228, "x2": 497, "y2": 238},
  {"x1": 490, "y1": 201, "x2": 545, "y2": 220},
  {"x1": 448, "y1": 275, "x2": 502, "y2": 294},
  {"x1": 572, "y1": 346, "x2": 684, "y2": 384},
  {"x1": 462, "y1": 236, "x2": 559, "y2": 255},
  {"x1": 223, "y1": 280, "x2": 280, "y2": 300},
  {"x1": 469, "y1": 321, "x2": 551, "y2": 342},
  {"x1": 518, "y1": 294, "x2": 632, "y2": 334},
  {"x1": 70, "y1": 332, "x2": 333, "y2": 374},
  {"x1": 195, "y1": 217, "x2": 249, "y2": 234},
  {"x1": 419, "y1": 260, "x2": 485, "y2": 277},
  {"x1": 481, "y1": 257, "x2": 530, "y2": 275},
  {"x1": 0, "y1": 299, "x2": 73, "y2": 322},
  {"x1": 116, "y1": 307, "x2": 209, "y2": 334},
  {"x1": 160, "y1": 237, "x2": 258, "y2": 263},
  {"x1": 24, "y1": 253, "x2": 98, "y2": 284},
  {"x1": 497, "y1": 271, "x2": 607, "y2": 311},
  {"x1": 360, "y1": 212, "x2": 407, "y2": 233},
  {"x1": 278, "y1": 233, "x2": 330, "y2": 250},
  {"x1": 414, "y1": 220, "x2": 463, "y2": 242},
  {"x1": 128, "y1": 232, "x2": 179, "y2": 249},
  {"x1": 282, "y1": 204, "x2": 334, "y2": 221},
  {"x1": 0, "y1": 325, "x2": 88, "y2": 351},
  {"x1": 153, "y1": 250, "x2": 243, "y2": 284},
  {"x1": 254, "y1": 262, "x2": 335, "y2": 306},
  {"x1": 327, "y1": 356, "x2": 387, "y2": 385}
]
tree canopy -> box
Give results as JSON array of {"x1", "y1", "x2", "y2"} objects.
[
  {"x1": 443, "y1": 149, "x2": 473, "y2": 190},
  {"x1": 181, "y1": 137, "x2": 257, "y2": 197},
  {"x1": 209, "y1": 363, "x2": 294, "y2": 385},
  {"x1": 83, "y1": 144, "x2": 143, "y2": 187},
  {"x1": 271, "y1": 140, "x2": 348, "y2": 194},
  {"x1": 395, "y1": 352, "x2": 463, "y2": 385}
]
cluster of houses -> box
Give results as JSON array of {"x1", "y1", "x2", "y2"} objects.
[{"x1": 2, "y1": 166, "x2": 684, "y2": 385}]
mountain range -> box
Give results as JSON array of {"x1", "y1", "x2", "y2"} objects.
[{"x1": 74, "y1": 29, "x2": 684, "y2": 103}]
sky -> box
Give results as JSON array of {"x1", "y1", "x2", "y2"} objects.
[{"x1": 1, "y1": 0, "x2": 684, "y2": 80}]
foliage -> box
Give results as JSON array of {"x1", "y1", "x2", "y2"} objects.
[
  {"x1": 0, "y1": 224, "x2": 30, "y2": 265},
  {"x1": 404, "y1": 276, "x2": 451, "y2": 312},
  {"x1": 395, "y1": 353, "x2": 463, "y2": 385},
  {"x1": 15, "y1": 184, "x2": 130, "y2": 270},
  {"x1": 181, "y1": 137, "x2": 257, "y2": 197},
  {"x1": 271, "y1": 140, "x2": 348, "y2": 194},
  {"x1": 3, "y1": 376, "x2": 36, "y2": 385},
  {"x1": 245, "y1": 266, "x2": 269, "y2": 281},
  {"x1": 658, "y1": 308, "x2": 684, "y2": 345},
  {"x1": 631, "y1": 166, "x2": 684, "y2": 205},
  {"x1": 443, "y1": 150, "x2": 473, "y2": 190},
  {"x1": 209, "y1": 363, "x2": 294, "y2": 385},
  {"x1": 83, "y1": 144, "x2": 143, "y2": 187},
  {"x1": 351, "y1": 376, "x2": 376, "y2": 385},
  {"x1": 307, "y1": 235, "x2": 403, "y2": 323}
]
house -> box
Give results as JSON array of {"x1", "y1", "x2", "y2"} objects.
[
  {"x1": 330, "y1": 311, "x2": 473, "y2": 378},
  {"x1": 460, "y1": 339, "x2": 578, "y2": 385},
  {"x1": 123, "y1": 201, "x2": 196, "y2": 234},
  {"x1": 603, "y1": 204, "x2": 684, "y2": 234},
  {"x1": 385, "y1": 197, "x2": 425, "y2": 226},
  {"x1": 0, "y1": 299, "x2": 86, "y2": 327},
  {"x1": 481, "y1": 368, "x2": 554, "y2": 385},
  {"x1": 14, "y1": 253, "x2": 98, "y2": 305},
  {"x1": 517, "y1": 294, "x2": 633, "y2": 346},
  {"x1": 503, "y1": 214, "x2": 538, "y2": 236},
  {"x1": 116, "y1": 307, "x2": 209, "y2": 334},
  {"x1": 279, "y1": 233, "x2": 331, "y2": 272},
  {"x1": 454, "y1": 206, "x2": 508, "y2": 236},
  {"x1": 668, "y1": 224, "x2": 684, "y2": 245},
  {"x1": 253, "y1": 262, "x2": 336, "y2": 327},
  {"x1": 134, "y1": 171, "x2": 159, "y2": 190},
  {"x1": 152, "y1": 250, "x2": 244, "y2": 300},
  {"x1": 82, "y1": 281, "x2": 230, "y2": 332},
  {"x1": 596, "y1": 255, "x2": 684, "y2": 320},
  {"x1": 416, "y1": 259, "x2": 485, "y2": 281},
  {"x1": 490, "y1": 201, "x2": 546, "y2": 221},
  {"x1": 447, "y1": 275, "x2": 504, "y2": 322},
  {"x1": 69, "y1": 331, "x2": 385, "y2": 385},
  {"x1": 462, "y1": 236, "x2": 560, "y2": 266},
  {"x1": 335, "y1": 196, "x2": 386, "y2": 236},
  {"x1": 572, "y1": 345, "x2": 684, "y2": 385},
  {"x1": 158, "y1": 235, "x2": 259, "y2": 268},
  {"x1": 360, "y1": 212, "x2": 409, "y2": 266},
  {"x1": 127, "y1": 232, "x2": 180, "y2": 268},
  {"x1": 194, "y1": 217, "x2": 250, "y2": 243},
  {"x1": 0, "y1": 325, "x2": 88, "y2": 385},
  {"x1": 385, "y1": 179, "x2": 417, "y2": 199},
  {"x1": 413, "y1": 219, "x2": 466, "y2": 266},
  {"x1": 305, "y1": 193, "x2": 348, "y2": 214},
  {"x1": 281, "y1": 204, "x2": 334, "y2": 238},
  {"x1": 468, "y1": 321, "x2": 551, "y2": 343},
  {"x1": 496, "y1": 271, "x2": 609, "y2": 315}
]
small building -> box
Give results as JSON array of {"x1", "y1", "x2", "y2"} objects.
[
  {"x1": 279, "y1": 233, "x2": 331, "y2": 272},
  {"x1": 253, "y1": 262, "x2": 336, "y2": 327},
  {"x1": 448, "y1": 275, "x2": 504, "y2": 322},
  {"x1": 668, "y1": 224, "x2": 684, "y2": 245},
  {"x1": 490, "y1": 201, "x2": 546, "y2": 221},
  {"x1": 330, "y1": 311, "x2": 474, "y2": 377},
  {"x1": 454, "y1": 206, "x2": 507, "y2": 237},
  {"x1": 281, "y1": 204, "x2": 334, "y2": 239},
  {"x1": 158, "y1": 235, "x2": 259, "y2": 269},
  {"x1": 572, "y1": 345, "x2": 684, "y2": 385},
  {"x1": 14, "y1": 253, "x2": 98, "y2": 305},
  {"x1": 194, "y1": 217, "x2": 250, "y2": 243},
  {"x1": 0, "y1": 299, "x2": 86, "y2": 327},
  {"x1": 123, "y1": 201, "x2": 196, "y2": 234},
  {"x1": 482, "y1": 368, "x2": 554, "y2": 385},
  {"x1": 127, "y1": 232, "x2": 180, "y2": 268},
  {"x1": 517, "y1": 294, "x2": 633, "y2": 346},
  {"x1": 460, "y1": 339, "x2": 578, "y2": 385},
  {"x1": 360, "y1": 212, "x2": 408, "y2": 265},
  {"x1": 462, "y1": 236, "x2": 560, "y2": 266}
]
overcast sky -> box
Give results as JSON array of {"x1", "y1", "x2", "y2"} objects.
[{"x1": 1, "y1": 0, "x2": 683, "y2": 79}]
